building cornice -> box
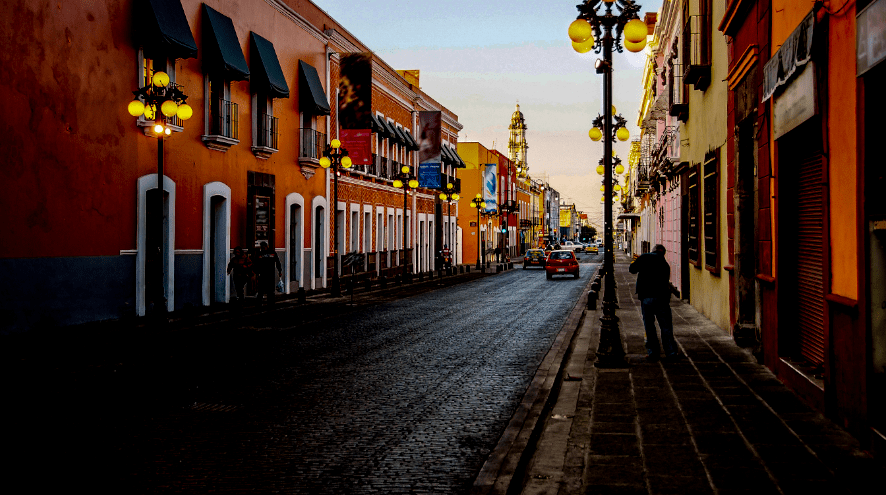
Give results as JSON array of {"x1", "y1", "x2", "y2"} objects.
[
  {"x1": 264, "y1": 0, "x2": 329, "y2": 45},
  {"x1": 719, "y1": 0, "x2": 755, "y2": 38},
  {"x1": 727, "y1": 44, "x2": 759, "y2": 90}
]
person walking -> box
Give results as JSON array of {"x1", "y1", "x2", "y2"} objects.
[
  {"x1": 629, "y1": 244, "x2": 680, "y2": 362},
  {"x1": 226, "y1": 246, "x2": 253, "y2": 305},
  {"x1": 254, "y1": 241, "x2": 282, "y2": 306}
]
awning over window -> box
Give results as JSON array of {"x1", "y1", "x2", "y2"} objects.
[
  {"x1": 298, "y1": 60, "x2": 330, "y2": 115},
  {"x1": 201, "y1": 4, "x2": 248, "y2": 81},
  {"x1": 135, "y1": 0, "x2": 198, "y2": 60},
  {"x1": 762, "y1": 10, "x2": 814, "y2": 102},
  {"x1": 441, "y1": 146, "x2": 456, "y2": 165},
  {"x1": 394, "y1": 126, "x2": 410, "y2": 146},
  {"x1": 402, "y1": 128, "x2": 419, "y2": 151},
  {"x1": 452, "y1": 148, "x2": 466, "y2": 168},
  {"x1": 250, "y1": 32, "x2": 289, "y2": 99},
  {"x1": 382, "y1": 119, "x2": 402, "y2": 144}
]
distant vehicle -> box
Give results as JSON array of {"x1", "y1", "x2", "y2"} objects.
[
  {"x1": 545, "y1": 250, "x2": 580, "y2": 279},
  {"x1": 560, "y1": 241, "x2": 583, "y2": 252},
  {"x1": 585, "y1": 243, "x2": 599, "y2": 254},
  {"x1": 523, "y1": 249, "x2": 546, "y2": 269}
]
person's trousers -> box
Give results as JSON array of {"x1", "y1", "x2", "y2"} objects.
[{"x1": 640, "y1": 297, "x2": 679, "y2": 357}]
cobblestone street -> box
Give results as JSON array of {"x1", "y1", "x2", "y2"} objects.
[{"x1": 4, "y1": 262, "x2": 594, "y2": 494}]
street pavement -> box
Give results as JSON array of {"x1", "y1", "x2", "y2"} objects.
[{"x1": 473, "y1": 251, "x2": 885, "y2": 495}]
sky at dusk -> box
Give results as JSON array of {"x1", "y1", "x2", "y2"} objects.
[{"x1": 313, "y1": 0, "x2": 665, "y2": 228}]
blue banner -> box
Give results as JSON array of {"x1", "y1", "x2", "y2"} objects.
[{"x1": 418, "y1": 163, "x2": 441, "y2": 189}]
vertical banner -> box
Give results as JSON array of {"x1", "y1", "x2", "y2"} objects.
[
  {"x1": 483, "y1": 164, "x2": 498, "y2": 213},
  {"x1": 418, "y1": 111, "x2": 442, "y2": 164},
  {"x1": 418, "y1": 111, "x2": 442, "y2": 188},
  {"x1": 339, "y1": 129, "x2": 372, "y2": 165},
  {"x1": 338, "y1": 53, "x2": 372, "y2": 130}
]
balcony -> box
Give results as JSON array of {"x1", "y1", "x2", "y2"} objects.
[
  {"x1": 252, "y1": 113, "x2": 279, "y2": 160},
  {"x1": 298, "y1": 128, "x2": 325, "y2": 178},
  {"x1": 682, "y1": 15, "x2": 712, "y2": 91},
  {"x1": 651, "y1": 126, "x2": 679, "y2": 171},
  {"x1": 668, "y1": 64, "x2": 688, "y2": 122},
  {"x1": 202, "y1": 98, "x2": 239, "y2": 152}
]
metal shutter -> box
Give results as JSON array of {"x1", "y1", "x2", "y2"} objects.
[{"x1": 796, "y1": 153, "x2": 825, "y2": 366}]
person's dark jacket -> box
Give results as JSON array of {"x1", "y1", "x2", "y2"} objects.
[
  {"x1": 254, "y1": 249, "x2": 282, "y2": 288},
  {"x1": 629, "y1": 251, "x2": 671, "y2": 299}
]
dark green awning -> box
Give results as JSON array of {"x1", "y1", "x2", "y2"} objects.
[
  {"x1": 381, "y1": 118, "x2": 400, "y2": 143},
  {"x1": 369, "y1": 115, "x2": 386, "y2": 136},
  {"x1": 136, "y1": 0, "x2": 198, "y2": 60},
  {"x1": 452, "y1": 147, "x2": 466, "y2": 168},
  {"x1": 202, "y1": 4, "x2": 248, "y2": 81},
  {"x1": 250, "y1": 32, "x2": 289, "y2": 99},
  {"x1": 402, "y1": 128, "x2": 419, "y2": 151},
  {"x1": 393, "y1": 126, "x2": 410, "y2": 146},
  {"x1": 298, "y1": 60, "x2": 330, "y2": 115},
  {"x1": 441, "y1": 145, "x2": 456, "y2": 165}
]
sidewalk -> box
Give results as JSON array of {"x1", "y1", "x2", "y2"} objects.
[{"x1": 474, "y1": 252, "x2": 884, "y2": 495}]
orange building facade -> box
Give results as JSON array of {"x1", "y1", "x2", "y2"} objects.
[{"x1": 0, "y1": 0, "x2": 462, "y2": 332}]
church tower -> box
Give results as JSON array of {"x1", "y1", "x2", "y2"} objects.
[{"x1": 508, "y1": 103, "x2": 528, "y2": 177}]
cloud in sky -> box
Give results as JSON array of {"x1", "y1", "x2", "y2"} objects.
[{"x1": 314, "y1": 0, "x2": 664, "y2": 217}]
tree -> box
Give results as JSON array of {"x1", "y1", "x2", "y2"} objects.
[{"x1": 581, "y1": 225, "x2": 597, "y2": 242}]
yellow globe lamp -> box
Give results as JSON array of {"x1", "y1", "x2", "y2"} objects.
[
  {"x1": 600, "y1": 185, "x2": 605, "y2": 192},
  {"x1": 447, "y1": 183, "x2": 454, "y2": 190},
  {"x1": 572, "y1": 38, "x2": 595, "y2": 54},
  {"x1": 177, "y1": 103, "x2": 193, "y2": 120},
  {"x1": 409, "y1": 179, "x2": 419, "y2": 188},
  {"x1": 401, "y1": 165, "x2": 410, "y2": 174},
  {"x1": 153, "y1": 123, "x2": 164, "y2": 134},
  {"x1": 568, "y1": 19, "x2": 593, "y2": 43},
  {"x1": 160, "y1": 100, "x2": 178, "y2": 117},
  {"x1": 341, "y1": 156, "x2": 352, "y2": 168},
  {"x1": 616, "y1": 127, "x2": 630, "y2": 141},
  {"x1": 624, "y1": 18, "x2": 647, "y2": 43},
  {"x1": 439, "y1": 193, "x2": 448, "y2": 200},
  {"x1": 319, "y1": 157, "x2": 331, "y2": 168},
  {"x1": 331, "y1": 139, "x2": 341, "y2": 149},
  {"x1": 596, "y1": 165, "x2": 605, "y2": 175},
  {"x1": 624, "y1": 38, "x2": 647, "y2": 53},
  {"x1": 470, "y1": 201, "x2": 477, "y2": 208},
  {"x1": 612, "y1": 105, "x2": 617, "y2": 114},
  {"x1": 615, "y1": 163, "x2": 625, "y2": 174},
  {"x1": 481, "y1": 202, "x2": 487, "y2": 208},
  {"x1": 589, "y1": 127, "x2": 603, "y2": 141},
  {"x1": 393, "y1": 179, "x2": 403, "y2": 188},
  {"x1": 164, "y1": 127, "x2": 172, "y2": 136},
  {"x1": 151, "y1": 71, "x2": 170, "y2": 88},
  {"x1": 475, "y1": 193, "x2": 482, "y2": 199},
  {"x1": 127, "y1": 99, "x2": 145, "y2": 117},
  {"x1": 453, "y1": 194, "x2": 460, "y2": 201},
  {"x1": 600, "y1": 197, "x2": 605, "y2": 203},
  {"x1": 143, "y1": 104, "x2": 156, "y2": 120},
  {"x1": 614, "y1": 184, "x2": 622, "y2": 192}
]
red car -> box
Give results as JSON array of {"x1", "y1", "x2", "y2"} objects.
[{"x1": 545, "y1": 250, "x2": 580, "y2": 279}]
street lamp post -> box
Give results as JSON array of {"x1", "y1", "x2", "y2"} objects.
[
  {"x1": 320, "y1": 139, "x2": 352, "y2": 297},
  {"x1": 469, "y1": 193, "x2": 487, "y2": 270},
  {"x1": 439, "y1": 183, "x2": 460, "y2": 273},
  {"x1": 127, "y1": 71, "x2": 193, "y2": 317},
  {"x1": 394, "y1": 165, "x2": 419, "y2": 283},
  {"x1": 569, "y1": 0, "x2": 646, "y2": 368}
]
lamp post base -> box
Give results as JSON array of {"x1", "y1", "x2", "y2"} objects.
[
  {"x1": 595, "y1": 300, "x2": 627, "y2": 368},
  {"x1": 330, "y1": 277, "x2": 342, "y2": 298}
]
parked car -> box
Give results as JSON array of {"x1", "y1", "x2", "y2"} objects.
[
  {"x1": 523, "y1": 249, "x2": 547, "y2": 269},
  {"x1": 560, "y1": 241, "x2": 582, "y2": 252},
  {"x1": 545, "y1": 250, "x2": 580, "y2": 279}
]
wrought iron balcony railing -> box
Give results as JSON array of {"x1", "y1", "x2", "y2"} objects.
[
  {"x1": 298, "y1": 128, "x2": 324, "y2": 160},
  {"x1": 209, "y1": 98, "x2": 238, "y2": 139},
  {"x1": 257, "y1": 113, "x2": 279, "y2": 150}
]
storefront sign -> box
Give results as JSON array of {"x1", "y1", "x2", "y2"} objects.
[
  {"x1": 418, "y1": 163, "x2": 441, "y2": 189},
  {"x1": 858, "y1": 0, "x2": 886, "y2": 76},
  {"x1": 773, "y1": 62, "x2": 818, "y2": 139}
]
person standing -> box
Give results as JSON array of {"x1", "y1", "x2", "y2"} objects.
[
  {"x1": 227, "y1": 247, "x2": 253, "y2": 305},
  {"x1": 629, "y1": 244, "x2": 680, "y2": 362},
  {"x1": 255, "y1": 241, "x2": 282, "y2": 306}
]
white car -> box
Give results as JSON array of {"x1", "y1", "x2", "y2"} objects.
[{"x1": 560, "y1": 241, "x2": 583, "y2": 252}]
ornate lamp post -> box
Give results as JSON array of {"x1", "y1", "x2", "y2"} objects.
[
  {"x1": 469, "y1": 193, "x2": 487, "y2": 270},
  {"x1": 569, "y1": 0, "x2": 647, "y2": 367},
  {"x1": 126, "y1": 71, "x2": 193, "y2": 316},
  {"x1": 320, "y1": 139, "x2": 352, "y2": 297},
  {"x1": 439, "y1": 183, "x2": 460, "y2": 272},
  {"x1": 394, "y1": 165, "x2": 419, "y2": 283}
]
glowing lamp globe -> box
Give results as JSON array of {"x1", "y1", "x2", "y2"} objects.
[
  {"x1": 439, "y1": 193, "x2": 447, "y2": 200},
  {"x1": 452, "y1": 194, "x2": 460, "y2": 201},
  {"x1": 600, "y1": 185, "x2": 606, "y2": 192},
  {"x1": 160, "y1": 100, "x2": 178, "y2": 117},
  {"x1": 164, "y1": 127, "x2": 172, "y2": 136},
  {"x1": 616, "y1": 127, "x2": 630, "y2": 141},
  {"x1": 409, "y1": 179, "x2": 419, "y2": 188},
  {"x1": 614, "y1": 184, "x2": 622, "y2": 192},
  {"x1": 624, "y1": 38, "x2": 647, "y2": 53},
  {"x1": 481, "y1": 202, "x2": 486, "y2": 208},
  {"x1": 143, "y1": 105, "x2": 156, "y2": 120},
  {"x1": 624, "y1": 19, "x2": 647, "y2": 44},
  {"x1": 331, "y1": 139, "x2": 341, "y2": 149},
  {"x1": 572, "y1": 38, "x2": 595, "y2": 54},
  {"x1": 153, "y1": 124, "x2": 164, "y2": 134},
  {"x1": 127, "y1": 100, "x2": 145, "y2": 117},
  {"x1": 568, "y1": 19, "x2": 593, "y2": 43},
  {"x1": 393, "y1": 179, "x2": 403, "y2": 188},
  {"x1": 177, "y1": 104, "x2": 193, "y2": 120},
  {"x1": 470, "y1": 202, "x2": 477, "y2": 208},
  {"x1": 447, "y1": 182, "x2": 454, "y2": 190},
  {"x1": 589, "y1": 127, "x2": 603, "y2": 141},
  {"x1": 151, "y1": 71, "x2": 170, "y2": 88},
  {"x1": 600, "y1": 197, "x2": 605, "y2": 203},
  {"x1": 341, "y1": 156, "x2": 352, "y2": 168},
  {"x1": 596, "y1": 165, "x2": 605, "y2": 175},
  {"x1": 401, "y1": 165, "x2": 410, "y2": 174},
  {"x1": 319, "y1": 157, "x2": 331, "y2": 168},
  {"x1": 615, "y1": 164, "x2": 625, "y2": 174}
]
